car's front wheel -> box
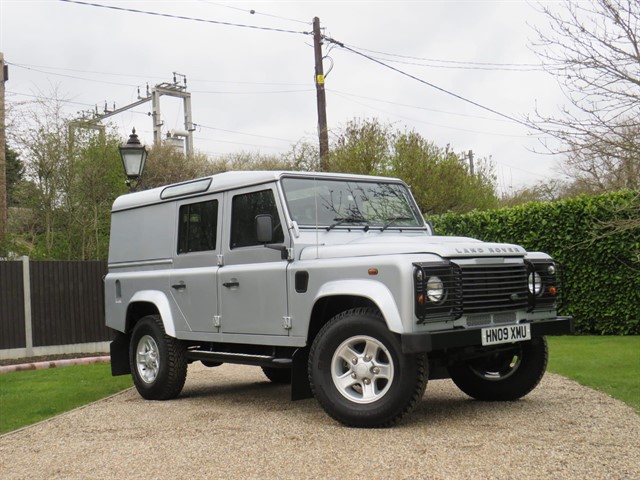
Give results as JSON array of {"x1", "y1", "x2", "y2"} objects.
[{"x1": 309, "y1": 308, "x2": 428, "y2": 428}]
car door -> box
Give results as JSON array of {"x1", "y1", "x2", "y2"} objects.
[
  {"x1": 169, "y1": 194, "x2": 222, "y2": 333},
  {"x1": 219, "y1": 185, "x2": 290, "y2": 336}
]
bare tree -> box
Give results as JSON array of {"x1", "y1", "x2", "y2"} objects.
[{"x1": 531, "y1": 0, "x2": 640, "y2": 191}]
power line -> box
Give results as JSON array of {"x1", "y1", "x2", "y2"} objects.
[
  {"x1": 9, "y1": 61, "x2": 310, "y2": 87},
  {"x1": 329, "y1": 90, "x2": 533, "y2": 139},
  {"x1": 344, "y1": 44, "x2": 549, "y2": 69},
  {"x1": 197, "y1": 124, "x2": 296, "y2": 143},
  {"x1": 7, "y1": 62, "x2": 139, "y2": 87},
  {"x1": 191, "y1": 88, "x2": 314, "y2": 95},
  {"x1": 328, "y1": 40, "x2": 532, "y2": 129},
  {"x1": 9, "y1": 62, "x2": 312, "y2": 96},
  {"x1": 7, "y1": 90, "x2": 96, "y2": 108},
  {"x1": 199, "y1": 1, "x2": 310, "y2": 26},
  {"x1": 327, "y1": 88, "x2": 513, "y2": 123},
  {"x1": 8, "y1": 62, "x2": 157, "y2": 81},
  {"x1": 190, "y1": 78, "x2": 308, "y2": 87},
  {"x1": 58, "y1": 0, "x2": 311, "y2": 36},
  {"x1": 359, "y1": 54, "x2": 546, "y2": 72}
]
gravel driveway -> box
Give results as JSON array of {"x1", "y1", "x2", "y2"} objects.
[{"x1": 1, "y1": 363, "x2": 638, "y2": 480}]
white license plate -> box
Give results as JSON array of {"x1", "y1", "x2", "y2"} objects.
[{"x1": 481, "y1": 324, "x2": 531, "y2": 346}]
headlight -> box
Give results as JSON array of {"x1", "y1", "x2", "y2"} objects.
[
  {"x1": 426, "y1": 276, "x2": 445, "y2": 303},
  {"x1": 528, "y1": 272, "x2": 542, "y2": 295}
]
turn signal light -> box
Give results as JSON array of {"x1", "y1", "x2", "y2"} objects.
[{"x1": 548, "y1": 286, "x2": 558, "y2": 296}]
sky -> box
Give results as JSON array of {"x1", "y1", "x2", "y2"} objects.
[{"x1": 1, "y1": 0, "x2": 571, "y2": 193}]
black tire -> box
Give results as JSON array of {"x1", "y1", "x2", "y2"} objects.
[
  {"x1": 448, "y1": 337, "x2": 548, "y2": 401},
  {"x1": 201, "y1": 361, "x2": 223, "y2": 368},
  {"x1": 261, "y1": 366, "x2": 292, "y2": 384},
  {"x1": 129, "y1": 315, "x2": 187, "y2": 400},
  {"x1": 308, "y1": 308, "x2": 428, "y2": 428}
]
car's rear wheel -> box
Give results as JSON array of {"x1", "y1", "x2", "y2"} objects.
[{"x1": 129, "y1": 315, "x2": 187, "y2": 400}]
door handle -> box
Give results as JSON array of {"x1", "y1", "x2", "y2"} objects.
[
  {"x1": 223, "y1": 281, "x2": 240, "y2": 288},
  {"x1": 171, "y1": 282, "x2": 186, "y2": 290}
]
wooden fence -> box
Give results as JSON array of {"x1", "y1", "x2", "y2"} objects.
[{"x1": 0, "y1": 257, "x2": 112, "y2": 360}]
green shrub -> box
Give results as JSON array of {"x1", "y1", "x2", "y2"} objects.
[{"x1": 432, "y1": 191, "x2": 640, "y2": 335}]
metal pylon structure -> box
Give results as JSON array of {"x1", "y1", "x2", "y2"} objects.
[{"x1": 74, "y1": 73, "x2": 195, "y2": 155}]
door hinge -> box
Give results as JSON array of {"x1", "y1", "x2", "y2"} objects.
[
  {"x1": 217, "y1": 254, "x2": 224, "y2": 266},
  {"x1": 282, "y1": 316, "x2": 292, "y2": 330},
  {"x1": 286, "y1": 248, "x2": 294, "y2": 261},
  {"x1": 213, "y1": 315, "x2": 221, "y2": 328}
]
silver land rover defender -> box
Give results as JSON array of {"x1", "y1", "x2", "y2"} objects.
[{"x1": 106, "y1": 171, "x2": 573, "y2": 427}]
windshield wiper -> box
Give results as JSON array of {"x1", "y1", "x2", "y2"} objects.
[
  {"x1": 326, "y1": 215, "x2": 370, "y2": 231},
  {"x1": 381, "y1": 216, "x2": 414, "y2": 232}
]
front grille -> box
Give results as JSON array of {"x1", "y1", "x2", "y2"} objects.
[
  {"x1": 459, "y1": 264, "x2": 529, "y2": 314},
  {"x1": 414, "y1": 260, "x2": 530, "y2": 323},
  {"x1": 414, "y1": 260, "x2": 558, "y2": 323}
]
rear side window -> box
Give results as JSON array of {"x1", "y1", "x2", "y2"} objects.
[
  {"x1": 231, "y1": 189, "x2": 284, "y2": 249},
  {"x1": 178, "y1": 199, "x2": 218, "y2": 254}
]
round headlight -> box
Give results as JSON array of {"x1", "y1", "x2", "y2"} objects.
[
  {"x1": 426, "y1": 276, "x2": 445, "y2": 303},
  {"x1": 547, "y1": 264, "x2": 556, "y2": 275},
  {"x1": 528, "y1": 272, "x2": 543, "y2": 295}
]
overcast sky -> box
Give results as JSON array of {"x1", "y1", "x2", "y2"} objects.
[{"x1": 1, "y1": 0, "x2": 570, "y2": 192}]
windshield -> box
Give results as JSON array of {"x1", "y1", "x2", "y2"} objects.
[{"x1": 281, "y1": 177, "x2": 424, "y2": 229}]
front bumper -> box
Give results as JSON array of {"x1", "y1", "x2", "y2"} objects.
[{"x1": 401, "y1": 316, "x2": 574, "y2": 354}]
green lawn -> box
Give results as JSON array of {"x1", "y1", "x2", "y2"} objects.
[
  {"x1": 0, "y1": 363, "x2": 132, "y2": 434},
  {"x1": 547, "y1": 336, "x2": 640, "y2": 413}
]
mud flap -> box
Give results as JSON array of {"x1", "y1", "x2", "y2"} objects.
[
  {"x1": 291, "y1": 347, "x2": 313, "y2": 401},
  {"x1": 110, "y1": 332, "x2": 131, "y2": 376}
]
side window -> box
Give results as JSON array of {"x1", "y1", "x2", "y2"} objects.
[
  {"x1": 177, "y1": 199, "x2": 218, "y2": 254},
  {"x1": 231, "y1": 189, "x2": 284, "y2": 249}
]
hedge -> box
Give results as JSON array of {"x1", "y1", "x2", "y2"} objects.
[{"x1": 431, "y1": 191, "x2": 640, "y2": 335}]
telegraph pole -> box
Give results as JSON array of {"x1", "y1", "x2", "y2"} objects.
[
  {"x1": 468, "y1": 150, "x2": 475, "y2": 176},
  {"x1": 0, "y1": 52, "x2": 7, "y2": 242},
  {"x1": 313, "y1": 17, "x2": 329, "y2": 171}
]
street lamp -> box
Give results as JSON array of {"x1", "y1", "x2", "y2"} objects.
[{"x1": 119, "y1": 128, "x2": 148, "y2": 191}]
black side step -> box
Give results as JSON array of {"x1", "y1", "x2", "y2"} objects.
[{"x1": 185, "y1": 350, "x2": 292, "y2": 368}]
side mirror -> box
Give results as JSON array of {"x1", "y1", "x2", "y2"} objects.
[
  {"x1": 426, "y1": 220, "x2": 435, "y2": 236},
  {"x1": 255, "y1": 214, "x2": 274, "y2": 243}
]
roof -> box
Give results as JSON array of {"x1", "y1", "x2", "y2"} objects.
[{"x1": 111, "y1": 170, "x2": 406, "y2": 212}]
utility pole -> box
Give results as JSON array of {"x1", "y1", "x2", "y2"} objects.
[
  {"x1": 313, "y1": 17, "x2": 329, "y2": 171},
  {"x1": 467, "y1": 150, "x2": 475, "y2": 176},
  {"x1": 0, "y1": 52, "x2": 7, "y2": 243}
]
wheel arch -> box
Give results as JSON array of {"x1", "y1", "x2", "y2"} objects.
[
  {"x1": 126, "y1": 290, "x2": 176, "y2": 336},
  {"x1": 307, "y1": 280, "x2": 404, "y2": 346}
]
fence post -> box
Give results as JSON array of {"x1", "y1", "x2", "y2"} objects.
[{"x1": 22, "y1": 255, "x2": 33, "y2": 357}]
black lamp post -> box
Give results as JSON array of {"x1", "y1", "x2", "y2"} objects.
[{"x1": 119, "y1": 128, "x2": 148, "y2": 192}]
